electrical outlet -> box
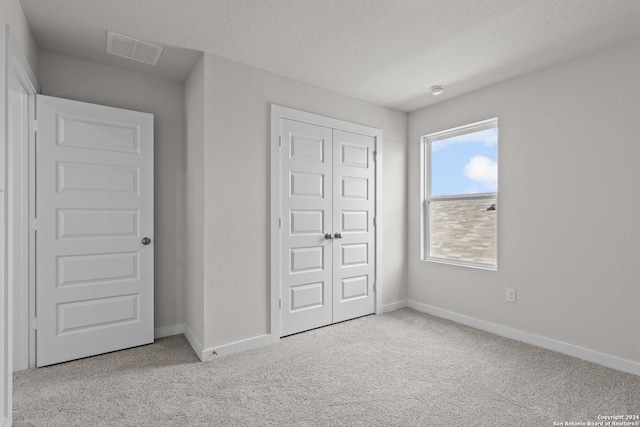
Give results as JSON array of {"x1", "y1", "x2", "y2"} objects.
[{"x1": 506, "y1": 288, "x2": 516, "y2": 303}]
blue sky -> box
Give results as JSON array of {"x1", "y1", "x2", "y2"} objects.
[{"x1": 431, "y1": 127, "x2": 498, "y2": 196}]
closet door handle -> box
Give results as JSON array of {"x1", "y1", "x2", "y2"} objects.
[
  {"x1": 334, "y1": 233, "x2": 342, "y2": 239},
  {"x1": 324, "y1": 233, "x2": 333, "y2": 240}
]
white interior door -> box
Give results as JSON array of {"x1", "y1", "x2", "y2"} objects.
[
  {"x1": 279, "y1": 118, "x2": 376, "y2": 337},
  {"x1": 35, "y1": 95, "x2": 154, "y2": 367},
  {"x1": 280, "y1": 119, "x2": 333, "y2": 336},
  {"x1": 332, "y1": 130, "x2": 376, "y2": 322}
]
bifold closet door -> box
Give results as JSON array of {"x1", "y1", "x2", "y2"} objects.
[{"x1": 279, "y1": 119, "x2": 376, "y2": 337}]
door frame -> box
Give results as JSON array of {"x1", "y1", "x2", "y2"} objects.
[
  {"x1": 4, "y1": 24, "x2": 40, "y2": 425},
  {"x1": 269, "y1": 104, "x2": 383, "y2": 340}
]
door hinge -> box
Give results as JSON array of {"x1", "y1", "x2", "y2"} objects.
[
  {"x1": 29, "y1": 119, "x2": 38, "y2": 133},
  {"x1": 30, "y1": 218, "x2": 38, "y2": 230},
  {"x1": 373, "y1": 283, "x2": 376, "y2": 292},
  {"x1": 279, "y1": 299, "x2": 282, "y2": 309},
  {"x1": 373, "y1": 217, "x2": 376, "y2": 227},
  {"x1": 30, "y1": 318, "x2": 38, "y2": 330},
  {"x1": 279, "y1": 136, "x2": 282, "y2": 147},
  {"x1": 279, "y1": 217, "x2": 282, "y2": 228},
  {"x1": 373, "y1": 151, "x2": 377, "y2": 161}
]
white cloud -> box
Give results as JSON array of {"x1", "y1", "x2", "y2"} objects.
[{"x1": 464, "y1": 155, "x2": 497, "y2": 191}]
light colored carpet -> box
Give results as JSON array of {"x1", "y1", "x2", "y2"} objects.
[{"x1": 13, "y1": 309, "x2": 640, "y2": 426}]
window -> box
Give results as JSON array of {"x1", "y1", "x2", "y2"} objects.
[{"x1": 421, "y1": 118, "x2": 498, "y2": 269}]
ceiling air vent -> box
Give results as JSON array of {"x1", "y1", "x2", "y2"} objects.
[{"x1": 106, "y1": 31, "x2": 163, "y2": 66}]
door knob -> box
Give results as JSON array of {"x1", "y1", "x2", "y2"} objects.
[
  {"x1": 141, "y1": 237, "x2": 152, "y2": 245},
  {"x1": 324, "y1": 233, "x2": 333, "y2": 240},
  {"x1": 334, "y1": 232, "x2": 342, "y2": 239}
]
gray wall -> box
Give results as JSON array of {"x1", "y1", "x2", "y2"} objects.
[
  {"x1": 408, "y1": 38, "x2": 640, "y2": 363},
  {"x1": 0, "y1": 0, "x2": 38, "y2": 421},
  {"x1": 37, "y1": 50, "x2": 187, "y2": 331},
  {"x1": 184, "y1": 54, "x2": 205, "y2": 345},
  {"x1": 201, "y1": 53, "x2": 408, "y2": 349}
]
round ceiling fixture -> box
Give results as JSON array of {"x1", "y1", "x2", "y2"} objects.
[{"x1": 430, "y1": 85, "x2": 445, "y2": 96}]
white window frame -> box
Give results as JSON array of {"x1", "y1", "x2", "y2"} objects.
[{"x1": 420, "y1": 118, "x2": 498, "y2": 270}]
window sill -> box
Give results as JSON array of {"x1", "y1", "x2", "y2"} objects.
[{"x1": 423, "y1": 256, "x2": 497, "y2": 271}]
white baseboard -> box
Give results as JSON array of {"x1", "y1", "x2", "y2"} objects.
[
  {"x1": 154, "y1": 323, "x2": 185, "y2": 339},
  {"x1": 204, "y1": 334, "x2": 273, "y2": 361},
  {"x1": 1, "y1": 416, "x2": 11, "y2": 427},
  {"x1": 182, "y1": 324, "x2": 206, "y2": 362},
  {"x1": 153, "y1": 323, "x2": 205, "y2": 362},
  {"x1": 197, "y1": 301, "x2": 417, "y2": 360},
  {"x1": 154, "y1": 323, "x2": 207, "y2": 362},
  {"x1": 154, "y1": 324, "x2": 273, "y2": 362},
  {"x1": 407, "y1": 300, "x2": 640, "y2": 377},
  {"x1": 380, "y1": 300, "x2": 408, "y2": 313}
]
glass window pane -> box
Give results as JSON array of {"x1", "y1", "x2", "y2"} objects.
[
  {"x1": 431, "y1": 127, "x2": 498, "y2": 196},
  {"x1": 429, "y1": 198, "x2": 496, "y2": 265}
]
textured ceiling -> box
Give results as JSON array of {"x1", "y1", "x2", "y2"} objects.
[{"x1": 19, "y1": 0, "x2": 640, "y2": 112}]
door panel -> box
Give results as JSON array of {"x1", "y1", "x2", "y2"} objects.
[
  {"x1": 36, "y1": 95, "x2": 154, "y2": 367},
  {"x1": 332, "y1": 130, "x2": 375, "y2": 323},
  {"x1": 56, "y1": 294, "x2": 139, "y2": 335},
  {"x1": 57, "y1": 209, "x2": 139, "y2": 239},
  {"x1": 280, "y1": 119, "x2": 333, "y2": 336}
]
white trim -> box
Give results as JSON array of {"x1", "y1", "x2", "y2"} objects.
[
  {"x1": 205, "y1": 334, "x2": 273, "y2": 361},
  {"x1": 155, "y1": 325, "x2": 273, "y2": 362},
  {"x1": 154, "y1": 323, "x2": 185, "y2": 339},
  {"x1": 374, "y1": 134, "x2": 383, "y2": 317},
  {"x1": 182, "y1": 324, "x2": 205, "y2": 362},
  {"x1": 154, "y1": 323, "x2": 221, "y2": 363},
  {"x1": 4, "y1": 25, "x2": 39, "y2": 427},
  {"x1": 423, "y1": 256, "x2": 498, "y2": 271},
  {"x1": 407, "y1": 301, "x2": 640, "y2": 377},
  {"x1": 270, "y1": 104, "x2": 383, "y2": 341},
  {"x1": 7, "y1": 49, "x2": 36, "y2": 372},
  {"x1": 269, "y1": 106, "x2": 281, "y2": 341},
  {"x1": 380, "y1": 300, "x2": 408, "y2": 313},
  {"x1": 423, "y1": 117, "x2": 497, "y2": 142},
  {"x1": 1, "y1": 417, "x2": 10, "y2": 427},
  {"x1": 272, "y1": 105, "x2": 384, "y2": 137}
]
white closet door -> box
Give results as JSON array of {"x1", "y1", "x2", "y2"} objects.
[
  {"x1": 332, "y1": 130, "x2": 376, "y2": 322},
  {"x1": 278, "y1": 116, "x2": 377, "y2": 337},
  {"x1": 36, "y1": 95, "x2": 154, "y2": 367},
  {"x1": 280, "y1": 119, "x2": 333, "y2": 336}
]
